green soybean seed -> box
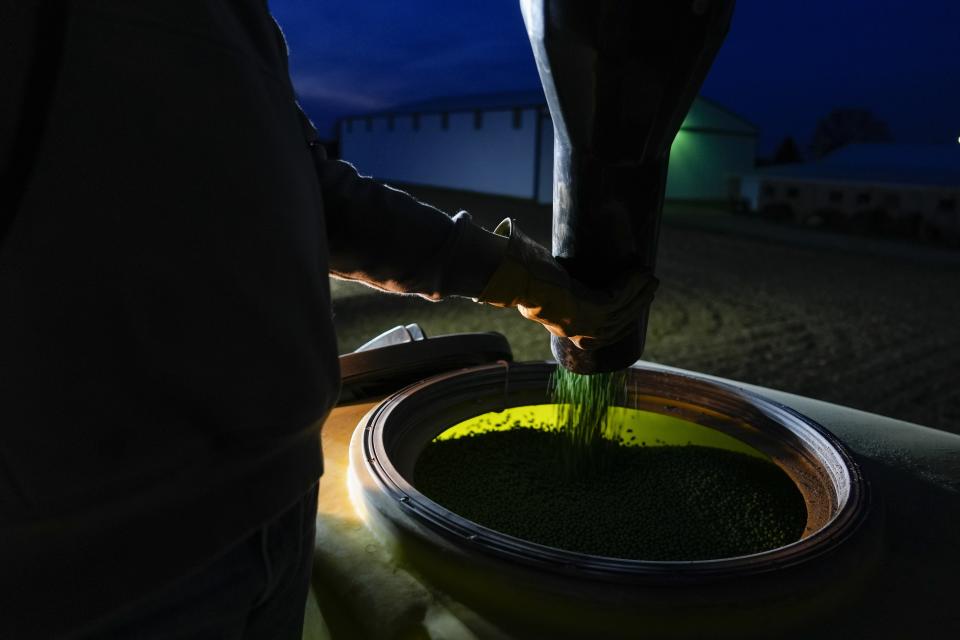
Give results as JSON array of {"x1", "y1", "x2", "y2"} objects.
[{"x1": 413, "y1": 429, "x2": 807, "y2": 561}]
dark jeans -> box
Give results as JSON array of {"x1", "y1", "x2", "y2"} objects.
[{"x1": 81, "y1": 482, "x2": 319, "y2": 640}]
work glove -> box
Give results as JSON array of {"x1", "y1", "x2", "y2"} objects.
[{"x1": 477, "y1": 219, "x2": 658, "y2": 350}]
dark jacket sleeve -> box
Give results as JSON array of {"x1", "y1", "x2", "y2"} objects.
[
  {"x1": 312, "y1": 145, "x2": 507, "y2": 300},
  {"x1": 269, "y1": 14, "x2": 505, "y2": 301},
  {"x1": 290, "y1": 109, "x2": 504, "y2": 301}
]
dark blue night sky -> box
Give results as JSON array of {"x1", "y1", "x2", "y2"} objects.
[{"x1": 270, "y1": 0, "x2": 960, "y2": 155}]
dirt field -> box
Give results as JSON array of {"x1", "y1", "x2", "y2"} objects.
[{"x1": 331, "y1": 186, "x2": 960, "y2": 435}]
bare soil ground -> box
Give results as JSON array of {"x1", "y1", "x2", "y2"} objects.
[{"x1": 331, "y1": 185, "x2": 960, "y2": 435}]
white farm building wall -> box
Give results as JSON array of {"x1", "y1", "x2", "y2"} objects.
[
  {"x1": 339, "y1": 93, "x2": 756, "y2": 203},
  {"x1": 341, "y1": 109, "x2": 541, "y2": 199}
]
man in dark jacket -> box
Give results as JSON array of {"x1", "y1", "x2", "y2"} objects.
[{"x1": 0, "y1": 2, "x2": 655, "y2": 638}]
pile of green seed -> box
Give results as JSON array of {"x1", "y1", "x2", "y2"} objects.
[{"x1": 413, "y1": 428, "x2": 807, "y2": 560}]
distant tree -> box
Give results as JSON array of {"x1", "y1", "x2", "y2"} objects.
[
  {"x1": 809, "y1": 108, "x2": 892, "y2": 158},
  {"x1": 772, "y1": 136, "x2": 803, "y2": 164}
]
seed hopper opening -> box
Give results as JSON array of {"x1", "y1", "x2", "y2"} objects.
[{"x1": 350, "y1": 362, "x2": 867, "y2": 581}]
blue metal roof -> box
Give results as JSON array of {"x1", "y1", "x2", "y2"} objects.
[
  {"x1": 754, "y1": 144, "x2": 960, "y2": 188},
  {"x1": 364, "y1": 90, "x2": 548, "y2": 115},
  {"x1": 350, "y1": 90, "x2": 758, "y2": 135},
  {"x1": 822, "y1": 143, "x2": 960, "y2": 170}
]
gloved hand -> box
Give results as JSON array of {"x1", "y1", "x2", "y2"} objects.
[{"x1": 477, "y1": 219, "x2": 658, "y2": 350}]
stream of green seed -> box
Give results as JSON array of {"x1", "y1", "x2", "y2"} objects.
[{"x1": 550, "y1": 367, "x2": 629, "y2": 477}]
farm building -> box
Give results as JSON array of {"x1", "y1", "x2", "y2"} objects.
[
  {"x1": 739, "y1": 144, "x2": 960, "y2": 238},
  {"x1": 338, "y1": 91, "x2": 757, "y2": 204}
]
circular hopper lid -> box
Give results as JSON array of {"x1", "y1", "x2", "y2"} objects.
[{"x1": 338, "y1": 324, "x2": 513, "y2": 402}]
